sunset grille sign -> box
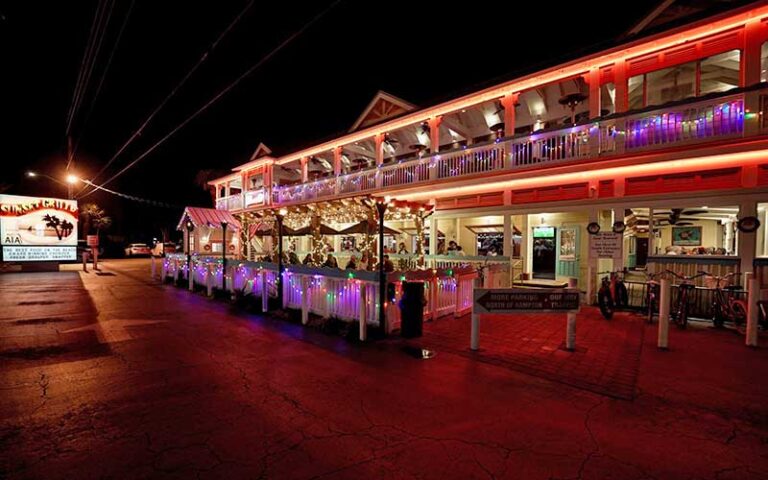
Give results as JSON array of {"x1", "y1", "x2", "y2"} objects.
[{"x1": 0, "y1": 195, "x2": 78, "y2": 262}]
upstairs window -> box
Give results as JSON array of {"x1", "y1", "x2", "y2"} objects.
[{"x1": 628, "y1": 49, "x2": 740, "y2": 109}]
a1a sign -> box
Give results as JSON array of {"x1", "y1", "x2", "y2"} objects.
[
  {"x1": 86, "y1": 235, "x2": 99, "y2": 247},
  {"x1": 473, "y1": 288, "x2": 580, "y2": 314}
]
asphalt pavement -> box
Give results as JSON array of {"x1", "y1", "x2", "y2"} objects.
[{"x1": 1, "y1": 258, "x2": 767, "y2": 479}]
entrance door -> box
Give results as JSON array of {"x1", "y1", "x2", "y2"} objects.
[
  {"x1": 532, "y1": 226, "x2": 556, "y2": 279},
  {"x1": 556, "y1": 226, "x2": 579, "y2": 278},
  {"x1": 636, "y1": 237, "x2": 649, "y2": 268}
]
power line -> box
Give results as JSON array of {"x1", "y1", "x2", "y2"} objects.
[
  {"x1": 77, "y1": 0, "x2": 256, "y2": 197},
  {"x1": 73, "y1": 0, "x2": 135, "y2": 157},
  {"x1": 79, "y1": 0, "x2": 343, "y2": 199},
  {"x1": 66, "y1": 0, "x2": 114, "y2": 144}
]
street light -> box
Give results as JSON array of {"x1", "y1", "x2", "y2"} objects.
[
  {"x1": 26, "y1": 171, "x2": 80, "y2": 199},
  {"x1": 375, "y1": 199, "x2": 388, "y2": 334}
]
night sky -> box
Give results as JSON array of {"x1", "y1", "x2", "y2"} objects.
[{"x1": 2, "y1": 1, "x2": 649, "y2": 243}]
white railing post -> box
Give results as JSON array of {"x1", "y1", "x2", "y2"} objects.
[
  {"x1": 359, "y1": 283, "x2": 367, "y2": 341},
  {"x1": 430, "y1": 277, "x2": 439, "y2": 320},
  {"x1": 566, "y1": 278, "x2": 578, "y2": 351},
  {"x1": 301, "y1": 275, "x2": 310, "y2": 325},
  {"x1": 206, "y1": 264, "x2": 214, "y2": 298},
  {"x1": 747, "y1": 277, "x2": 759, "y2": 347},
  {"x1": 658, "y1": 278, "x2": 671, "y2": 349},
  {"x1": 261, "y1": 269, "x2": 268, "y2": 313}
]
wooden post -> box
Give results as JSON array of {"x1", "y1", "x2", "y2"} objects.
[
  {"x1": 301, "y1": 275, "x2": 310, "y2": 325},
  {"x1": 206, "y1": 264, "x2": 214, "y2": 298},
  {"x1": 565, "y1": 278, "x2": 578, "y2": 351},
  {"x1": 658, "y1": 278, "x2": 671, "y2": 349},
  {"x1": 747, "y1": 277, "x2": 759, "y2": 347},
  {"x1": 359, "y1": 283, "x2": 367, "y2": 341},
  {"x1": 261, "y1": 269, "x2": 268, "y2": 312}
]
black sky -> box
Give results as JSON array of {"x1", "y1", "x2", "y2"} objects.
[{"x1": 1, "y1": 0, "x2": 648, "y2": 242}]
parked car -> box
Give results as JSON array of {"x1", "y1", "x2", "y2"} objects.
[
  {"x1": 124, "y1": 243, "x2": 151, "y2": 257},
  {"x1": 152, "y1": 242, "x2": 178, "y2": 257}
]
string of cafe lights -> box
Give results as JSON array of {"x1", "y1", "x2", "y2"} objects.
[
  {"x1": 78, "y1": 0, "x2": 343, "y2": 199},
  {"x1": 76, "y1": 0, "x2": 257, "y2": 198},
  {"x1": 77, "y1": 178, "x2": 184, "y2": 209}
]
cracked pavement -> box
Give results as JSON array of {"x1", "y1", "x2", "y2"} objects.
[{"x1": 1, "y1": 258, "x2": 767, "y2": 479}]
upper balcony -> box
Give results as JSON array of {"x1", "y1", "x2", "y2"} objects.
[
  {"x1": 212, "y1": 5, "x2": 768, "y2": 212},
  {"x1": 265, "y1": 86, "x2": 754, "y2": 208}
]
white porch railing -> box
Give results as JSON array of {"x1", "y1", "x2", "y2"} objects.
[
  {"x1": 253, "y1": 91, "x2": 749, "y2": 209},
  {"x1": 216, "y1": 193, "x2": 243, "y2": 211},
  {"x1": 160, "y1": 253, "x2": 479, "y2": 337}
]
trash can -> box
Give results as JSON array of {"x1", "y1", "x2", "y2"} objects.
[{"x1": 399, "y1": 281, "x2": 425, "y2": 338}]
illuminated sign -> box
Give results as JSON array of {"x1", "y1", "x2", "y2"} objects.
[
  {"x1": 245, "y1": 189, "x2": 265, "y2": 207},
  {"x1": 0, "y1": 195, "x2": 78, "y2": 262},
  {"x1": 533, "y1": 226, "x2": 555, "y2": 238}
]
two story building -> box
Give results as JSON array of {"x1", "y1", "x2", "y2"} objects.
[{"x1": 203, "y1": 2, "x2": 768, "y2": 305}]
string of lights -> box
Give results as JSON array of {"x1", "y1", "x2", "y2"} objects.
[
  {"x1": 78, "y1": 0, "x2": 343, "y2": 199},
  {"x1": 77, "y1": 178, "x2": 184, "y2": 209},
  {"x1": 76, "y1": 0, "x2": 256, "y2": 198}
]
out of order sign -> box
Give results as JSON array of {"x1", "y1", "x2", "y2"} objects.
[{"x1": 473, "y1": 288, "x2": 580, "y2": 314}]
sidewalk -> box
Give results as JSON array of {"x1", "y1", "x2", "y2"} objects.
[{"x1": 414, "y1": 307, "x2": 645, "y2": 399}]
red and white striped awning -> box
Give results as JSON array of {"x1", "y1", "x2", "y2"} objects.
[{"x1": 177, "y1": 207, "x2": 241, "y2": 231}]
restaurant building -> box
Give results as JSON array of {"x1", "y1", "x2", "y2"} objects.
[{"x1": 176, "y1": 2, "x2": 768, "y2": 333}]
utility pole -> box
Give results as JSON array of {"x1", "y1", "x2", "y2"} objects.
[{"x1": 66, "y1": 136, "x2": 74, "y2": 199}]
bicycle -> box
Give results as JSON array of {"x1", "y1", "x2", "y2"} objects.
[
  {"x1": 666, "y1": 270, "x2": 707, "y2": 329},
  {"x1": 699, "y1": 271, "x2": 747, "y2": 328},
  {"x1": 644, "y1": 271, "x2": 665, "y2": 324},
  {"x1": 597, "y1": 270, "x2": 629, "y2": 320}
]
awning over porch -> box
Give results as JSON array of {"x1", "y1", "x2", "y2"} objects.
[{"x1": 177, "y1": 207, "x2": 241, "y2": 231}]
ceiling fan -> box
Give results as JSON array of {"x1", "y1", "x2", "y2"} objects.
[{"x1": 652, "y1": 208, "x2": 707, "y2": 225}]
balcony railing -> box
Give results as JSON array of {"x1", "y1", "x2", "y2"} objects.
[
  {"x1": 216, "y1": 193, "x2": 243, "y2": 210},
  {"x1": 222, "y1": 90, "x2": 752, "y2": 210}
]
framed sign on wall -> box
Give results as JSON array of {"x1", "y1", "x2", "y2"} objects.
[{"x1": 672, "y1": 226, "x2": 702, "y2": 246}]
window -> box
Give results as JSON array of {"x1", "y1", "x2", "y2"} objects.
[
  {"x1": 762, "y1": 42, "x2": 768, "y2": 83},
  {"x1": 600, "y1": 82, "x2": 616, "y2": 115},
  {"x1": 646, "y1": 60, "x2": 696, "y2": 106},
  {"x1": 699, "y1": 50, "x2": 740, "y2": 96},
  {"x1": 628, "y1": 75, "x2": 644, "y2": 110},
  {"x1": 628, "y1": 50, "x2": 741, "y2": 109}
]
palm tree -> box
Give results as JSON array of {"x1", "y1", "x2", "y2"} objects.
[{"x1": 42, "y1": 214, "x2": 63, "y2": 240}]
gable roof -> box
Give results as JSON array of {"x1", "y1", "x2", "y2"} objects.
[
  {"x1": 250, "y1": 142, "x2": 273, "y2": 161},
  {"x1": 177, "y1": 207, "x2": 241, "y2": 231},
  {"x1": 349, "y1": 91, "x2": 417, "y2": 132}
]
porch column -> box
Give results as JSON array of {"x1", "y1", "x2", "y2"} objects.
[
  {"x1": 429, "y1": 217, "x2": 438, "y2": 262},
  {"x1": 587, "y1": 68, "x2": 601, "y2": 119},
  {"x1": 742, "y1": 19, "x2": 764, "y2": 87},
  {"x1": 613, "y1": 59, "x2": 628, "y2": 113},
  {"x1": 300, "y1": 156, "x2": 309, "y2": 183},
  {"x1": 333, "y1": 147, "x2": 343, "y2": 176},
  {"x1": 264, "y1": 160, "x2": 274, "y2": 206},
  {"x1": 739, "y1": 201, "x2": 758, "y2": 278},
  {"x1": 428, "y1": 116, "x2": 442, "y2": 154},
  {"x1": 375, "y1": 133, "x2": 384, "y2": 188},
  {"x1": 501, "y1": 93, "x2": 519, "y2": 138},
  {"x1": 520, "y1": 214, "x2": 531, "y2": 278},
  {"x1": 613, "y1": 207, "x2": 625, "y2": 271},
  {"x1": 503, "y1": 213, "x2": 513, "y2": 287},
  {"x1": 648, "y1": 208, "x2": 655, "y2": 258},
  {"x1": 586, "y1": 209, "x2": 599, "y2": 304}
]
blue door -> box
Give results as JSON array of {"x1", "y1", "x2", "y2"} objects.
[{"x1": 556, "y1": 226, "x2": 579, "y2": 278}]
